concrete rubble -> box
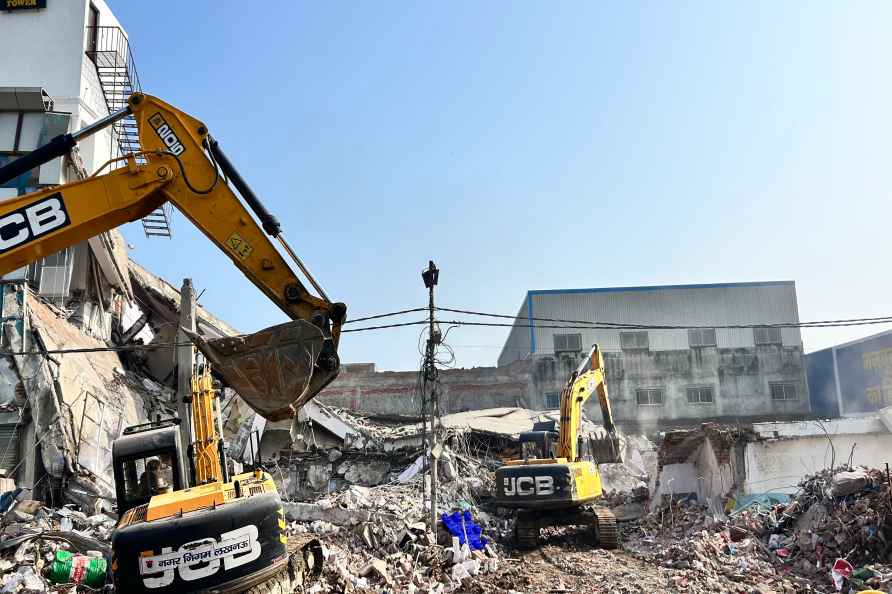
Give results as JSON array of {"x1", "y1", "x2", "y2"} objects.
[
  {"x1": 3, "y1": 251, "x2": 892, "y2": 592},
  {"x1": 5, "y1": 389, "x2": 892, "y2": 593},
  {"x1": 0, "y1": 495, "x2": 113, "y2": 592},
  {"x1": 263, "y1": 411, "x2": 892, "y2": 594}
]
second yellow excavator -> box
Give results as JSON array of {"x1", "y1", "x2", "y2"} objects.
[
  {"x1": 495, "y1": 344, "x2": 623, "y2": 549},
  {"x1": 0, "y1": 93, "x2": 345, "y2": 593}
]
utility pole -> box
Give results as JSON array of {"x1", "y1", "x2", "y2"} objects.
[
  {"x1": 421, "y1": 261, "x2": 440, "y2": 532},
  {"x1": 176, "y1": 278, "x2": 196, "y2": 488}
]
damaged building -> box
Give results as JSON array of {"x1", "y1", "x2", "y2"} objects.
[
  {"x1": 314, "y1": 282, "x2": 813, "y2": 433},
  {"x1": 500, "y1": 282, "x2": 812, "y2": 429},
  {"x1": 0, "y1": 0, "x2": 234, "y2": 509}
]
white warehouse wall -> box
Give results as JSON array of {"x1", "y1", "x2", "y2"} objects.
[{"x1": 499, "y1": 281, "x2": 802, "y2": 366}]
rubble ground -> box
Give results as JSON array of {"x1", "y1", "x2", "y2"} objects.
[
  {"x1": 283, "y1": 457, "x2": 892, "y2": 594},
  {"x1": 5, "y1": 405, "x2": 892, "y2": 594}
]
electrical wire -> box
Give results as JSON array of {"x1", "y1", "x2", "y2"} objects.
[
  {"x1": 344, "y1": 307, "x2": 428, "y2": 324},
  {"x1": 8, "y1": 306, "x2": 892, "y2": 354},
  {"x1": 341, "y1": 320, "x2": 429, "y2": 333},
  {"x1": 0, "y1": 341, "x2": 195, "y2": 356},
  {"x1": 435, "y1": 306, "x2": 892, "y2": 330}
]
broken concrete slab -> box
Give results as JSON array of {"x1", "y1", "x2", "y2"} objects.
[{"x1": 283, "y1": 502, "x2": 399, "y2": 527}]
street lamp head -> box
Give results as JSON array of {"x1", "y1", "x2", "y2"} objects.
[{"x1": 422, "y1": 260, "x2": 439, "y2": 288}]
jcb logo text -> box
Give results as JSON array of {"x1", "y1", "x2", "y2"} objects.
[
  {"x1": 503, "y1": 476, "x2": 554, "y2": 496},
  {"x1": 148, "y1": 113, "x2": 186, "y2": 156},
  {"x1": 0, "y1": 193, "x2": 69, "y2": 254}
]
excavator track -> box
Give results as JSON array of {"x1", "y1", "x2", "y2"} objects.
[
  {"x1": 514, "y1": 512, "x2": 540, "y2": 550},
  {"x1": 592, "y1": 507, "x2": 619, "y2": 550},
  {"x1": 286, "y1": 534, "x2": 325, "y2": 592}
]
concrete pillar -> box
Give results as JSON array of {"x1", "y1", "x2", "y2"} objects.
[{"x1": 176, "y1": 279, "x2": 195, "y2": 487}]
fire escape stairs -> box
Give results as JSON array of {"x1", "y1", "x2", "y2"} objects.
[{"x1": 86, "y1": 26, "x2": 172, "y2": 239}]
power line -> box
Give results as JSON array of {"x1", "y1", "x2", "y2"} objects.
[
  {"x1": 435, "y1": 306, "x2": 892, "y2": 330},
  {"x1": 344, "y1": 307, "x2": 427, "y2": 324},
  {"x1": 341, "y1": 320, "x2": 428, "y2": 333},
  {"x1": 0, "y1": 341, "x2": 195, "y2": 356},
  {"x1": 8, "y1": 305, "x2": 892, "y2": 355}
]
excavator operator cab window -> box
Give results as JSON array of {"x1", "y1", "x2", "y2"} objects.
[
  {"x1": 519, "y1": 431, "x2": 558, "y2": 460},
  {"x1": 521, "y1": 440, "x2": 547, "y2": 460},
  {"x1": 121, "y1": 452, "x2": 175, "y2": 505}
]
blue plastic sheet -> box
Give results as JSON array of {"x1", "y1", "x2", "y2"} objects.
[
  {"x1": 440, "y1": 510, "x2": 488, "y2": 551},
  {"x1": 730, "y1": 493, "x2": 790, "y2": 516}
]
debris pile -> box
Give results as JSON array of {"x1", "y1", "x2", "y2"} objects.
[
  {"x1": 287, "y1": 500, "x2": 503, "y2": 593},
  {"x1": 0, "y1": 496, "x2": 114, "y2": 592},
  {"x1": 612, "y1": 465, "x2": 892, "y2": 593},
  {"x1": 728, "y1": 466, "x2": 892, "y2": 592}
]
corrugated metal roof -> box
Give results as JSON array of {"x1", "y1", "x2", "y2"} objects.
[
  {"x1": 498, "y1": 281, "x2": 802, "y2": 363},
  {"x1": 528, "y1": 280, "x2": 794, "y2": 296}
]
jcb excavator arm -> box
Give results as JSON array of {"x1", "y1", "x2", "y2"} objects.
[
  {"x1": 556, "y1": 345, "x2": 621, "y2": 463},
  {"x1": 0, "y1": 93, "x2": 345, "y2": 420}
]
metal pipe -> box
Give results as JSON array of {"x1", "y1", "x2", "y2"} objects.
[
  {"x1": 71, "y1": 106, "x2": 131, "y2": 141},
  {"x1": 276, "y1": 235, "x2": 329, "y2": 302},
  {"x1": 0, "y1": 106, "x2": 131, "y2": 186},
  {"x1": 207, "y1": 138, "x2": 281, "y2": 237}
]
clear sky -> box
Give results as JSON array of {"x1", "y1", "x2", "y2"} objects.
[{"x1": 111, "y1": 1, "x2": 892, "y2": 371}]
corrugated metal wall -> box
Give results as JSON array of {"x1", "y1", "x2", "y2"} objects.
[
  {"x1": 500, "y1": 282, "x2": 802, "y2": 362},
  {"x1": 497, "y1": 298, "x2": 531, "y2": 366}
]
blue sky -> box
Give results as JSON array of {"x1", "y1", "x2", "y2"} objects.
[{"x1": 112, "y1": 1, "x2": 892, "y2": 371}]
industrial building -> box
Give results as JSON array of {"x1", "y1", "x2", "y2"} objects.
[
  {"x1": 806, "y1": 328, "x2": 892, "y2": 418},
  {"x1": 498, "y1": 282, "x2": 811, "y2": 429}
]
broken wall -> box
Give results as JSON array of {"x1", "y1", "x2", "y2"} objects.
[
  {"x1": 742, "y1": 417, "x2": 892, "y2": 494},
  {"x1": 318, "y1": 360, "x2": 532, "y2": 418},
  {"x1": 8, "y1": 290, "x2": 172, "y2": 509}
]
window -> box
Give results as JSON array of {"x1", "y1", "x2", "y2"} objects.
[
  {"x1": 687, "y1": 386, "x2": 714, "y2": 404},
  {"x1": 620, "y1": 331, "x2": 649, "y2": 351},
  {"x1": 770, "y1": 383, "x2": 798, "y2": 401},
  {"x1": 120, "y1": 451, "x2": 175, "y2": 507},
  {"x1": 87, "y1": 4, "x2": 100, "y2": 55},
  {"x1": 754, "y1": 327, "x2": 782, "y2": 345},
  {"x1": 636, "y1": 388, "x2": 663, "y2": 406},
  {"x1": 688, "y1": 328, "x2": 717, "y2": 348},
  {"x1": 553, "y1": 333, "x2": 582, "y2": 354},
  {"x1": 544, "y1": 391, "x2": 561, "y2": 409}
]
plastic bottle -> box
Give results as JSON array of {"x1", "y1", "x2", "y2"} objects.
[{"x1": 46, "y1": 550, "x2": 107, "y2": 587}]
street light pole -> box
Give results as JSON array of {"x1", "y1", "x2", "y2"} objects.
[{"x1": 421, "y1": 261, "x2": 440, "y2": 532}]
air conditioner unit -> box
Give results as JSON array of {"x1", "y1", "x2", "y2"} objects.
[{"x1": 38, "y1": 265, "x2": 71, "y2": 299}]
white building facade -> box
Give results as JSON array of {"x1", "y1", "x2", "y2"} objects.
[
  {"x1": 499, "y1": 282, "x2": 811, "y2": 429},
  {"x1": 0, "y1": 0, "x2": 163, "y2": 492}
]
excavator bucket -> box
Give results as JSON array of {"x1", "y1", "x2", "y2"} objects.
[
  {"x1": 183, "y1": 320, "x2": 338, "y2": 421},
  {"x1": 589, "y1": 431, "x2": 623, "y2": 464}
]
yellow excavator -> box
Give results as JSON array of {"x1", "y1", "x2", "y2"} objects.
[
  {"x1": 0, "y1": 94, "x2": 343, "y2": 592},
  {"x1": 495, "y1": 344, "x2": 623, "y2": 549}
]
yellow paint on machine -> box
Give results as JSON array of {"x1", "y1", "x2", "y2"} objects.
[
  {"x1": 569, "y1": 461, "x2": 604, "y2": 501},
  {"x1": 146, "y1": 470, "x2": 278, "y2": 522}
]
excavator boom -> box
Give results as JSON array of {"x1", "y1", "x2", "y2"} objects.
[
  {"x1": 556, "y1": 345, "x2": 621, "y2": 464},
  {"x1": 0, "y1": 93, "x2": 345, "y2": 420}
]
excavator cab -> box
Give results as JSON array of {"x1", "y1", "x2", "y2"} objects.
[
  {"x1": 519, "y1": 420, "x2": 559, "y2": 460},
  {"x1": 112, "y1": 419, "x2": 187, "y2": 516},
  {"x1": 519, "y1": 432, "x2": 557, "y2": 460}
]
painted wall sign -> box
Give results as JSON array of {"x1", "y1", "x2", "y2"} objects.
[
  {"x1": 807, "y1": 330, "x2": 892, "y2": 417},
  {"x1": 1, "y1": 0, "x2": 47, "y2": 10}
]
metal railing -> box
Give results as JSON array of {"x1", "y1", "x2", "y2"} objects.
[{"x1": 85, "y1": 26, "x2": 171, "y2": 238}]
